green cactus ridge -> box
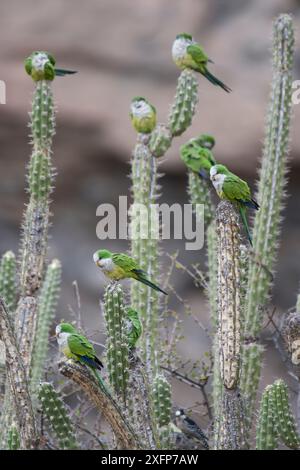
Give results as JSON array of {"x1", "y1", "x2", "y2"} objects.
[
  {"x1": 28, "y1": 151, "x2": 52, "y2": 201},
  {"x1": 240, "y1": 343, "x2": 264, "y2": 428},
  {"x1": 104, "y1": 285, "x2": 130, "y2": 401},
  {"x1": 256, "y1": 385, "x2": 278, "y2": 450},
  {"x1": 168, "y1": 69, "x2": 198, "y2": 137},
  {"x1": 152, "y1": 374, "x2": 172, "y2": 428},
  {"x1": 7, "y1": 425, "x2": 20, "y2": 450},
  {"x1": 31, "y1": 80, "x2": 55, "y2": 149},
  {"x1": 273, "y1": 379, "x2": 300, "y2": 449},
  {"x1": 38, "y1": 382, "x2": 78, "y2": 449},
  {"x1": 30, "y1": 259, "x2": 61, "y2": 393},
  {"x1": 0, "y1": 251, "x2": 17, "y2": 312}
]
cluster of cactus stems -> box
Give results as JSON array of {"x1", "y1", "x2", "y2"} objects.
[{"x1": 1, "y1": 13, "x2": 300, "y2": 451}]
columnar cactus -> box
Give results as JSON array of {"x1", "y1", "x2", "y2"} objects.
[
  {"x1": 130, "y1": 135, "x2": 160, "y2": 369},
  {"x1": 20, "y1": 71, "x2": 55, "y2": 296},
  {"x1": 152, "y1": 374, "x2": 172, "y2": 448},
  {"x1": 242, "y1": 14, "x2": 294, "y2": 427},
  {"x1": 16, "y1": 53, "x2": 56, "y2": 385},
  {"x1": 256, "y1": 385, "x2": 277, "y2": 450},
  {"x1": 30, "y1": 259, "x2": 61, "y2": 394},
  {"x1": 38, "y1": 382, "x2": 78, "y2": 450},
  {"x1": 168, "y1": 69, "x2": 198, "y2": 136},
  {"x1": 256, "y1": 380, "x2": 299, "y2": 450},
  {"x1": 216, "y1": 201, "x2": 241, "y2": 390},
  {"x1": 0, "y1": 251, "x2": 17, "y2": 313},
  {"x1": 7, "y1": 425, "x2": 20, "y2": 450},
  {"x1": 103, "y1": 284, "x2": 129, "y2": 402},
  {"x1": 152, "y1": 374, "x2": 172, "y2": 427},
  {"x1": 239, "y1": 343, "x2": 264, "y2": 428},
  {"x1": 273, "y1": 379, "x2": 300, "y2": 449}
]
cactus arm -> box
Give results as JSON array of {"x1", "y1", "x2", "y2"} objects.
[
  {"x1": 30, "y1": 259, "x2": 61, "y2": 394},
  {"x1": 38, "y1": 382, "x2": 78, "y2": 449},
  {"x1": 0, "y1": 251, "x2": 17, "y2": 313},
  {"x1": 241, "y1": 14, "x2": 295, "y2": 431}
]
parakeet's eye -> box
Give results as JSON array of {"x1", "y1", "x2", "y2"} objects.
[{"x1": 135, "y1": 102, "x2": 142, "y2": 109}]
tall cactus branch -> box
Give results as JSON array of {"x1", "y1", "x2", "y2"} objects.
[{"x1": 241, "y1": 14, "x2": 294, "y2": 429}]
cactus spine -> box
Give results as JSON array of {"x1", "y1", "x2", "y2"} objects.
[
  {"x1": 242, "y1": 14, "x2": 294, "y2": 429},
  {"x1": 30, "y1": 259, "x2": 61, "y2": 394},
  {"x1": 104, "y1": 284, "x2": 129, "y2": 402},
  {"x1": 38, "y1": 382, "x2": 78, "y2": 449},
  {"x1": 0, "y1": 251, "x2": 17, "y2": 313}
]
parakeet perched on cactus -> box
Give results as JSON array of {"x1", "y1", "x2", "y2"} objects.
[
  {"x1": 56, "y1": 323, "x2": 103, "y2": 371},
  {"x1": 175, "y1": 409, "x2": 209, "y2": 449},
  {"x1": 93, "y1": 249, "x2": 167, "y2": 295},
  {"x1": 125, "y1": 308, "x2": 143, "y2": 349},
  {"x1": 25, "y1": 51, "x2": 77, "y2": 81},
  {"x1": 210, "y1": 164, "x2": 259, "y2": 245},
  {"x1": 130, "y1": 97, "x2": 157, "y2": 134},
  {"x1": 172, "y1": 34, "x2": 231, "y2": 93},
  {"x1": 180, "y1": 139, "x2": 216, "y2": 179}
]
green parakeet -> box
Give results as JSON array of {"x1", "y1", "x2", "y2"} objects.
[
  {"x1": 172, "y1": 33, "x2": 231, "y2": 93},
  {"x1": 180, "y1": 139, "x2": 216, "y2": 179},
  {"x1": 25, "y1": 51, "x2": 77, "y2": 81},
  {"x1": 125, "y1": 308, "x2": 143, "y2": 349},
  {"x1": 93, "y1": 249, "x2": 167, "y2": 295},
  {"x1": 210, "y1": 164, "x2": 259, "y2": 246},
  {"x1": 56, "y1": 323, "x2": 103, "y2": 370},
  {"x1": 130, "y1": 97, "x2": 157, "y2": 134}
]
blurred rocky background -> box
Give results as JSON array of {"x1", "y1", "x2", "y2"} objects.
[{"x1": 1, "y1": 0, "x2": 300, "y2": 429}]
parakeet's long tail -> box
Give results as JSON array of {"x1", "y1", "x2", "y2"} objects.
[
  {"x1": 202, "y1": 68, "x2": 231, "y2": 93},
  {"x1": 239, "y1": 205, "x2": 253, "y2": 246},
  {"x1": 136, "y1": 275, "x2": 168, "y2": 295},
  {"x1": 55, "y1": 68, "x2": 77, "y2": 76},
  {"x1": 80, "y1": 355, "x2": 104, "y2": 371}
]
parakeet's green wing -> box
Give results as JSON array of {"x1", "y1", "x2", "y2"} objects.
[
  {"x1": 112, "y1": 253, "x2": 141, "y2": 273},
  {"x1": 187, "y1": 44, "x2": 209, "y2": 65},
  {"x1": 222, "y1": 176, "x2": 251, "y2": 202},
  {"x1": 68, "y1": 334, "x2": 96, "y2": 359}
]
